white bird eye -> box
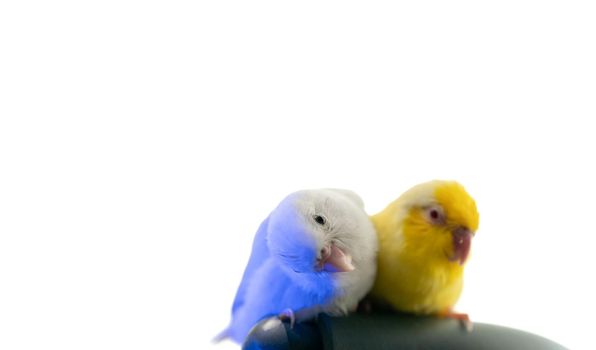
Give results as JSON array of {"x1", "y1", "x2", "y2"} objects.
[
  {"x1": 313, "y1": 215, "x2": 327, "y2": 225},
  {"x1": 425, "y1": 205, "x2": 445, "y2": 225}
]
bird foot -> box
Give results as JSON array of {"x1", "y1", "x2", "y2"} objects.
[
  {"x1": 356, "y1": 299, "x2": 373, "y2": 314},
  {"x1": 278, "y1": 308, "x2": 296, "y2": 329},
  {"x1": 443, "y1": 311, "x2": 473, "y2": 332}
]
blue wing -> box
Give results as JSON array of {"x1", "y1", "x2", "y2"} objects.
[
  {"x1": 231, "y1": 216, "x2": 271, "y2": 314},
  {"x1": 226, "y1": 259, "x2": 335, "y2": 343}
]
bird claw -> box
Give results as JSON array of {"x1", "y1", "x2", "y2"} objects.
[
  {"x1": 443, "y1": 311, "x2": 474, "y2": 332},
  {"x1": 356, "y1": 299, "x2": 373, "y2": 314},
  {"x1": 462, "y1": 318, "x2": 474, "y2": 332},
  {"x1": 278, "y1": 308, "x2": 295, "y2": 329}
]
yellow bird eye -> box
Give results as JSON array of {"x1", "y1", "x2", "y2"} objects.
[{"x1": 424, "y1": 205, "x2": 445, "y2": 225}]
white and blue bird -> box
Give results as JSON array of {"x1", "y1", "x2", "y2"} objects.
[{"x1": 218, "y1": 189, "x2": 378, "y2": 344}]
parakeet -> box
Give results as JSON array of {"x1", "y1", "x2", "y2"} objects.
[
  {"x1": 218, "y1": 189, "x2": 378, "y2": 344},
  {"x1": 370, "y1": 180, "x2": 479, "y2": 323}
]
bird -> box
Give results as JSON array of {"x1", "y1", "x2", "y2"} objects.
[
  {"x1": 217, "y1": 189, "x2": 378, "y2": 344},
  {"x1": 369, "y1": 180, "x2": 479, "y2": 327}
]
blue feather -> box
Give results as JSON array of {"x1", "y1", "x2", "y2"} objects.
[{"x1": 231, "y1": 217, "x2": 271, "y2": 314}]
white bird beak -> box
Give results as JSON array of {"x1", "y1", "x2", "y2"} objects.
[{"x1": 321, "y1": 244, "x2": 355, "y2": 272}]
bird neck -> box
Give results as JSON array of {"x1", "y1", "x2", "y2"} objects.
[{"x1": 283, "y1": 266, "x2": 338, "y2": 302}]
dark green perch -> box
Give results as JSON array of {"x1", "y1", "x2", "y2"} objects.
[{"x1": 243, "y1": 312, "x2": 567, "y2": 350}]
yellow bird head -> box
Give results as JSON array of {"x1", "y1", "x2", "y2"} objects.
[{"x1": 377, "y1": 180, "x2": 479, "y2": 266}]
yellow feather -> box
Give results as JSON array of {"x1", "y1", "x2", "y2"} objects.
[{"x1": 370, "y1": 180, "x2": 479, "y2": 315}]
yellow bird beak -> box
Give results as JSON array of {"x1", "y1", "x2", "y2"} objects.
[{"x1": 450, "y1": 227, "x2": 472, "y2": 265}]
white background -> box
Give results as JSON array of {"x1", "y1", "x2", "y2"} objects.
[{"x1": 1, "y1": 1, "x2": 594, "y2": 349}]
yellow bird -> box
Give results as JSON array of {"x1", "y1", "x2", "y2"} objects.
[{"x1": 370, "y1": 180, "x2": 479, "y2": 323}]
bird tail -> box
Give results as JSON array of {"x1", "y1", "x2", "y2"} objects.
[{"x1": 211, "y1": 327, "x2": 229, "y2": 343}]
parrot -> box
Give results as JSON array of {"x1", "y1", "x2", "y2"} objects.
[
  {"x1": 217, "y1": 189, "x2": 378, "y2": 344},
  {"x1": 369, "y1": 180, "x2": 479, "y2": 327}
]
